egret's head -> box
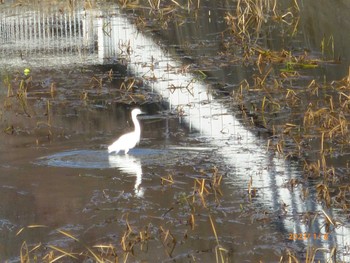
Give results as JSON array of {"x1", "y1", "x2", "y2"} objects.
[{"x1": 132, "y1": 108, "x2": 143, "y2": 116}]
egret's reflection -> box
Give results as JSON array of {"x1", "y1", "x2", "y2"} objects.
[{"x1": 108, "y1": 153, "x2": 144, "y2": 197}]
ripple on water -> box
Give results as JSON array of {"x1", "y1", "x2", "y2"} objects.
[
  {"x1": 35, "y1": 148, "x2": 167, "y2": 169},
  {"x1": 35, "y1": 146, "x2": 214, "y2": 169},
  {"x1": 0, "y1": 219, "x2": 17, "y2": 232}
]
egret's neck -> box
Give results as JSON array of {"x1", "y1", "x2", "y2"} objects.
[{"x1": 132, "y1": 114, "x2": 141, "y2": 136}]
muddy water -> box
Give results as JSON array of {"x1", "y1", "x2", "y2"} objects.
[
  {"x1": 1, "y1": 0, "x2": 350, "y2": 262},
  {"x1": 0, "y1": 96, "x2": 287, "y2": 262}
]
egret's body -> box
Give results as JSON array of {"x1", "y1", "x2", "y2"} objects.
[{"x1": 108, "y1": 108, "x2": 142, "y2": 154}]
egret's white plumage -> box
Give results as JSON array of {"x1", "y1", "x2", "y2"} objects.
[{"x1": 108, "y1": 108, "x2": 143, "y2": 154}]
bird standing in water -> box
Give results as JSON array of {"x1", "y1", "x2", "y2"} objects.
[{"x1": 108, "y1": 108, "x2": 143, "y2": 154}]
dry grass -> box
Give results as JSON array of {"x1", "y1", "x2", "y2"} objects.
[{"x1": 14, "y1": 166, "x2": 230, "y2": 263}]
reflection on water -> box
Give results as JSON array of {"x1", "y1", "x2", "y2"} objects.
[
  {"x1": 37, "y1": 148, "x2": 165, "y2": 198},
  {"x1": 108, "y1": 154, "x2": 144, "y2": 197},
  {"x1": 37, "y1": 146, "x2": 215, "y2": 199},
  {"x1": 37, "y1": 148, "x2": 163, "y2": 169},
  {"x1": 0, "y1": 2, "x2": 95, "y2": 67},
  {"x1": 39, "y1": 148, "x2": 146, "y2": 198}
]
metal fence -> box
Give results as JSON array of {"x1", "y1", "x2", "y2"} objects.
[{"x1": 0, "y1": 5, "x2": 94, "y2": 57}]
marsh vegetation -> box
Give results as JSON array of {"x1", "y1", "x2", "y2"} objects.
[{"x1": 1, "y1": 0, "x2": 350, "y2": 262}]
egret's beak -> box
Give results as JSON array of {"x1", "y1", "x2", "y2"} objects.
[{"x1": 138, "y1": 111, "x2": 146, "y2": 117}]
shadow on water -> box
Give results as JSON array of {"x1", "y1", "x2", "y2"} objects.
[{"x1": 1, "y1": 0, "x2": 350, "y2": 262}]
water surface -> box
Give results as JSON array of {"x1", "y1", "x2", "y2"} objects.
[{"x1": 1, "y1": 0, "x2": 350, "y2": 262}]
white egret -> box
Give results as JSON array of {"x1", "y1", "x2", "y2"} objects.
[{"x1": 108, "y1": 108, "x2": 143, "y2": 154}]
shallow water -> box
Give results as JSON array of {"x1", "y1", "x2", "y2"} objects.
[
  {"x1": 0, "y1": 119, "x2": 288, "y2": 262},
  {"x1": 1, "y1": 0, "x2": 350, "y2": 262}
]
